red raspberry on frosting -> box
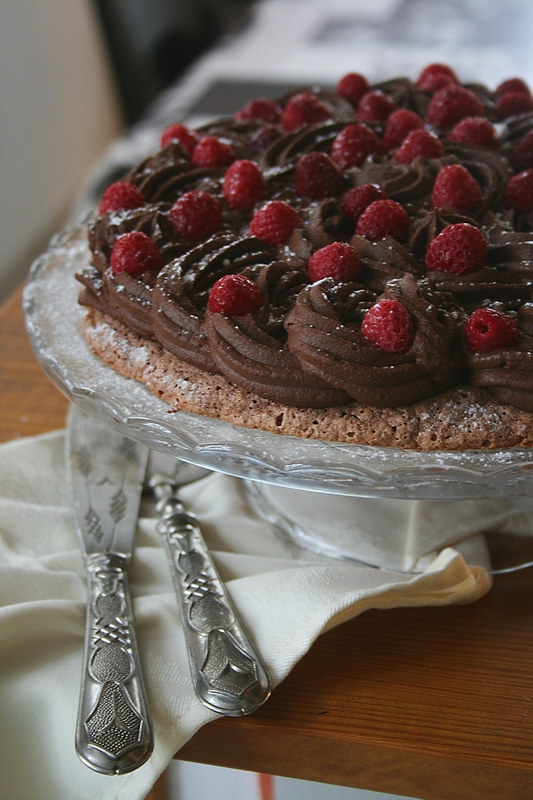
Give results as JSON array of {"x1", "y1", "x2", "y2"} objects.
[
  {"x1": 425, "y1": 223, "x2": 487, "y2": 275},
  {"x1": 496, "y1": 77, "x2": 531, "y2": 96},
  {"x1": 110, "y1": 231, "x2": 164, "y2": 277},
  {"x1": 234, "y1": 98, "x2": 282, "y2": 123},
  {"x1": 281, "y1": 92, "x2": 332, "y2": 132},
  {"x1": 395, "y1": 128, "x2": 445, "y2": 163},
  {"x1": 356, "y1": 199, "x2": 410, "y2": 241},
  {"x1": 294, "y1": 152, "x2": 344, "y2": 200},
  {"x1": 341, "y1": 184, "x2": 388, "y2": 222},
  {"x1": 505, "y1": 169, "x2": 533, "y2": 212},
  {"x1": 222, "y1": 160, "x2": 268, "y2": 210},
  {"x1": 331, "y1": 123, "x2": 382, "y2": 169},
  {"x1": 208, "y1": 274, "x2": 263, "y2": 316},
  {"x1": 448, "y1": 116, "x2": 499, "y2": 150},
  {"x1": 248, "y1": 201, "x2": 302, "y2": 245},
  {"x1": 383, "y1": 109, "x2": 424, "y2": 149},
  {"x1": 250, "y1": 123, "x2": 282, "y2": 151},
  {"x1": 192, "y1": 136, "x2": 235, "y2": 168},
  {"x1": 427, "y1": 85, "x2": 485, "y2": 129},
  {"x1": 357, "y1": 90, "x2": 397, "y2": 123},
  {"x1": 169, "y1": 190, "x2": 222, "y2": 240},
  {"x1": 336, "y1": 72, "x2": 370, "y2": 108},
  {"x1": 511, "y1": 130, "x2": 533, "y2": 171},
  {"x1": 308, "y1": 242, "x2": 361, "y2": 282},
  {"x1": 160, "y1": 123, "x2": 200, "y2": 155},
  {"x1": 495, "y1": 91, "x2": 533, "y2": 120},
  {"x1": 361, "y1": 299, "x2": 414, "y2": 354},
  {"x1": 99, "y1": 181, "x2": 145, "y2": 215},
  {"x1": 465, "y1": 308, "x2": 519, "y2": 353},
  {"x1": 416, "y1": 63, "x2": 458, "y2": 93},
  {"x1": 431, "y1": 164, "x2": 483, "y2": 214}
]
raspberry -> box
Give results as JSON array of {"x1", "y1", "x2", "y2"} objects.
[
  {"x1": 416, "y1": 64, "x2": 458, "y2": 93},
  {"x1": 511, "y1": 130, "x2": 533, "y2": 171},
  {"x1": 361, "y1": 299, "x2": 414, "y2": 353},
  {"x1": 222, "y1": 160, "x2": 268, "y2": 210},
  {"x1": 234, "y1": 98, "x2": 281, "y2": 123},
  {"x1": 383, "y1": 109, "x2": 424, "y2": 149},
  {"x1": 395, "y1": 128, "x2": 445, "y2": 163},
  {"x1": 505, "y1": 169, "x2": 533, "y2": 212},
  {"x1": 160, "y1": 123, "x2": 200, "y2": 155},
  {"x1": 425, "y1": 223, "x2": 487, "y2": 275},
  {"x1": 192, "y1": 136, "x2": 235, "y2": 168},
  {"x1": 427, "y1": 85, "x2": 485, "y2": 130},
  {"x1": 496, "y1": 78, "x2": 531, "y2": 97},
  {"x1": 250, "y1": 123, "x2": 282, "y2": 151},
  {"x1": 110, "y1": 231, "x2": 164, "y2": 277},
  {"x1": 495, "y1": 91, "x2": 533, "y2": 120},
  {"x1": 208, "y1": 274, "x2": 263, "y2": 316},
  {"x1": 431, "y1": 164, "x2": 483, "y2": 214},
  {"x1": 331, "y1": 123, "x2": 382, "y2": 169},
  {"x1": 341, "y1": 184, "x2": 388, "y2": 222},
  {"x1": 99, "y1": 181, "x2": 145, "y2": 215},
  {"x1": 280, "y1": 92, "x2": 332, "y2": 132},
  {"x1": 308, "y1": 242, "x2": 361, "y2": 282},
  {"x1": 336, "y1": 72, "x2": 370, "y2": 108},
  {"x1": 448, "y1": 116, "x2": 499, "y2": 150},
  {"x1": 294, "y1": 152, "x2": 344, "y2": 200},
  {"x1": 357, "y1": 90, "x2": 397, "y2": 123},
  {"x1": 465, "y1": 308, "x2": 519, "y2": 353},
  {"x1": 169, "y1": 190, "x2": 222, "y2": 240},
  {"x1": 248, "y1": 201, "x2": 302, "y2": 245},
  {"x1": 355, "y1": 199, "x2": 410, "y2": 241}
]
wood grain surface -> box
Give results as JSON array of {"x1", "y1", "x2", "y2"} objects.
[{"x1": 3, "y1": 284, "x2": 533, "y2": 800}]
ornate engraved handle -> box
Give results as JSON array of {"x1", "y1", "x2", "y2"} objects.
[
  {"x1": 150, "y1": 474, "x2": 271, "y2": 716},
  {"x1": 76, "y1": 553, "x2": 153, "y2": 774}
]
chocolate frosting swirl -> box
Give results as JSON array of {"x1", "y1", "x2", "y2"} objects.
[
  {"x1": 206, "y1": 261, "x2": 349, "y2": 407},
  {"x1": 347, "y1": 156, "x2": 447, "y2": 209},
  {"x1": 286, "y1": 274, "x2": 466, "y2": 407},
  {"x1": 466, "y1": 304, "x2": 533, "y2": 411},
  {"x1": 442, "y1": 142, "x2": 512, "y2": 215},
  {"x1": 350, "y1": 235, "x2": 424, "y2": 292},
  {"x1": 408, "y1": 208, "x2": 479, "y2": 259},
  {"x1": 152, "y1": 233, "x2": 275, "y2": 372}
]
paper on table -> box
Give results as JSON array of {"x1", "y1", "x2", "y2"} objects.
[{"x1": 0, "y1": 430, "x2": 490, "y2": 800}]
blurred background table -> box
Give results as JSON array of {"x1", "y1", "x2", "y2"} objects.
[{"x1": 3, "y1": 281, "x2": 533, "y2": 800}]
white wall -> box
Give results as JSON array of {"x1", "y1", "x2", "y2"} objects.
[{"x1": 0, "y1": 0, "x2": 122, "y2": 302}]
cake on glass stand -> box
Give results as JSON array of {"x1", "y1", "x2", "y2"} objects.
[{"x1": 23, "y1": 225, "x2": 533, "y2": 574}]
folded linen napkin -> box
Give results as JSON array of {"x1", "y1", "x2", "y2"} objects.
[{"x1": 0, "y1": 430, "x2": 491, "y2": 800}]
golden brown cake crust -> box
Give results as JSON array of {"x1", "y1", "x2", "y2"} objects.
[{"x1": 83, "y1": 308, "x2": 533, "y2": 450}]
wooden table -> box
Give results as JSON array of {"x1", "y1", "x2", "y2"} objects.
[{"x1": 3, "y1": 283, "x2": 533, "y2": 800}]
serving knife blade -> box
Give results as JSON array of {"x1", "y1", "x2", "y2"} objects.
[{"x1": 67, "y1": 405, "x2": 153, "y2": 775}]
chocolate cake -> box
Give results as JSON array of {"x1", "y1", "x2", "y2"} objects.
[{"x1": 77, "y1": 64, "x2": 533, "y2": 450}]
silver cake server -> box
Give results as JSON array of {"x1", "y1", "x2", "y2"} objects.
[
  {"x1": 147, "y1": 451, "x2": 271, "y2": 716},
  {"x1": 67, "y1": 405, "x2": 153, "y2": 775}
]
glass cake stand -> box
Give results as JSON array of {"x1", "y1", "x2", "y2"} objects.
[{"x1": 23, "y1": 223, "x2": 533, "y2": 503}]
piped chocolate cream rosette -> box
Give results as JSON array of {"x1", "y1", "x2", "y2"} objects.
[
  {"x1": 350, "y1": 234, "x2": 424, "y2": 292},
  {"x1": 79, "y1": 206, "x2": 178, "y2": 337},
  {"x1": 442, "y1": 142, "x2": 512, "y2": 215},
  {"x1": 152, "y1": 233, "x2": 276, "y2": 373},
  {"x1": 425, "y1": 221, "x2": 533, "y2": 312},
  {"x1": 125, "y1": 142, "x2": 227, "y2": 204},
  {"x1": 286, "y1": 273, "x2": 466, "y2": 408},
  {"x1": 465, "y1": 304, "x2": 533, "y2": 411},
  {"x1": 205, "y1": 261, "x2": 350, "y2": 407}
]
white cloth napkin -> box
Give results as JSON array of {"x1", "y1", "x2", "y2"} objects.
[{"x1": 0, "y1": 430, "x2": 491, "y2": 800}]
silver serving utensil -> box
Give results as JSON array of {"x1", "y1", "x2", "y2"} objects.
[
  {"x1": 67, "y1": 406, "x2": 153, "y2": 775},
  {"x1": 147, "y1": 451, "x2": 271, "y2": 716}
]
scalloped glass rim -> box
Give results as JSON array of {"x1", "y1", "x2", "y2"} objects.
[{"x1": 22, "y1": 223, "x2": 533, "y2": 500}]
